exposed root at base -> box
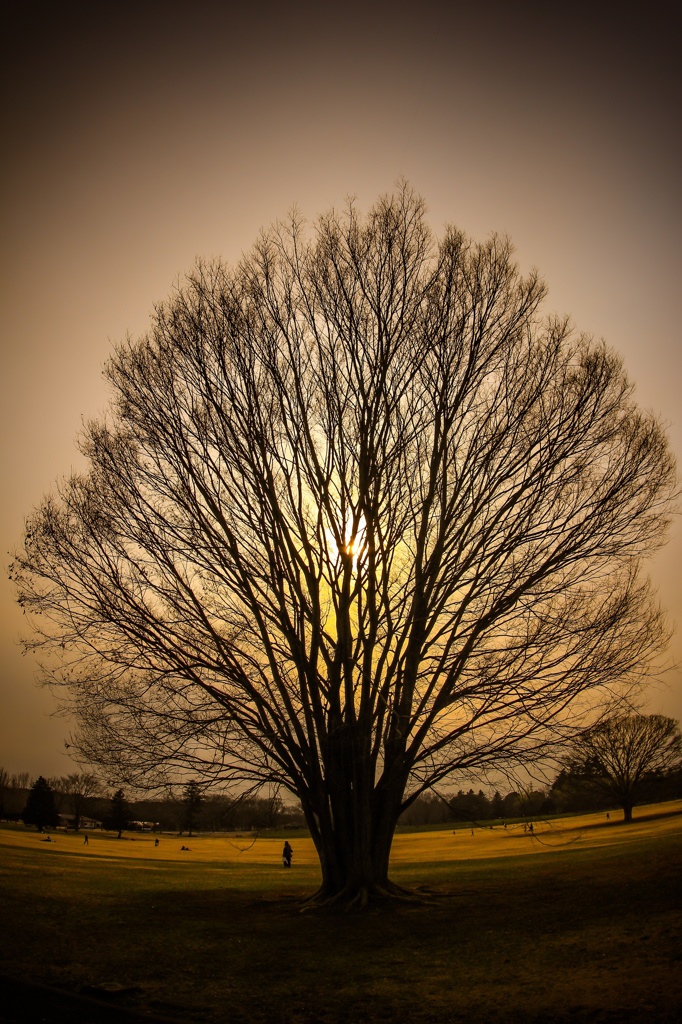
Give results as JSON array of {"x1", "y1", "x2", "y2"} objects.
[{"x1": 299, "y1": 880, "x2": 439, "y2": 911}]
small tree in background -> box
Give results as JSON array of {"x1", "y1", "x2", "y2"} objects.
[
  {"x1": 0, "y1": 767, "x2": 10, "y2": 820},
  {"x1": 181, "y1": 780, "x2": 204, "y2": 836},
  {"x1": 564, "y1": 714, "x2": 682, "y2": 822},
  {"x1": 104, "y1": 788, "x2": 130, "y2": 837},
  {"x1": 22, "y1": 776, "x2": 59, "y2": 831},
  {"x1": 59, "y1": 772, "x2": 101, "y2": 830}
]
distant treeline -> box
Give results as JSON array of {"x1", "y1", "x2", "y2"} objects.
[
  {"x1": 549, "y1": 765, "x2": 682, "y2": 815},
  {"x1": 399, "y1": 768, "x2": 682, "y2": 827},
  {"x1": 2, "y1": 766, "x2": 681, "y2": 833},
  {"x1": 399, "y1": 788, "x2": 546, "y2": 827},
  {"x1": 0, "y1": 773, "x2": 306, "y2": 833}
]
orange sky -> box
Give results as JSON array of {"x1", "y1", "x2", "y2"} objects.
[{"x1": 1, "y1": 1, "x2": 680, "y2": 779}]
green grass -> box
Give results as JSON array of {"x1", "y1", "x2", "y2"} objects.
[{"x1": 1, "y1": 803, "x2": 681, "y2": 1023}]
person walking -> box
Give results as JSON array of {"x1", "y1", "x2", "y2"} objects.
[{"x1": 282, "y1": 841, "x2": 293, "y2": 867}]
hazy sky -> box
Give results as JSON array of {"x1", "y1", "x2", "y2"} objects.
[{"x1": 2, "y1": 1, "x2": 680, "y2": 780}]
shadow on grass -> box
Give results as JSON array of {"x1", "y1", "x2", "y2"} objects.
[{"x1": 1, "y1": 820, "x2": 681, "y2": 1023}]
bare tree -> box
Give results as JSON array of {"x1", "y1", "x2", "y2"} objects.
[
  {"x1": 0, "y1": 767, "x2": 9, "y2": 819},
  {"x1": 11, "y1": 186, "x2": 676, "y2": 905},
  {"x1": 564, "y1": 714, "x2": 682, "y2": 822},
  {"x1": 59, "y1": 772, "x2": 102, "y2": 830}
]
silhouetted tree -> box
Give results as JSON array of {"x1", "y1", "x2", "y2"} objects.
[
  {"x1": 12, "y1": 186, "x2": 677, "y2": 905},
  {"x1": 59, "y1": 772, "x2": 101, "y2": 830},
  {"x1": 399, "y1": 791, "x2": 452, "y2": 827},
  {"x1": 0, "y1": 767, "x2": 9, "y2": 820},
  {"x1": 22, "y1": 776, "x2": 59, "y2": 831},
  {"x1": 104, "y1": 788, "x2": 130, "y2": 837},
  {"x1": 550, "y1": 766, "x2": 612, "y2": 814},
  {"x1": 564, "y1": 714, "x2": 682, "y2": 822},
  {"x1": 180, "y1": 780, "x2": 203, "y2": 836},
  {"x1": 502, "y1": 792, "x2": 523, "y2": 819}
]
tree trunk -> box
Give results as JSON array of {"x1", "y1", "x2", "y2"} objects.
[
  {"x1": 622, "y1": 803, "x2": 633, "y2": 823},
  {"x1": 301, "y1": 764, "x2": 410, "y2": 908},
  {"x1": 306, "y1": 816, "x2": 404, "y2": 907}
]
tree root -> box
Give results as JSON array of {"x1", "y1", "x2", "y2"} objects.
[{"x1": 299, "y1": 879, "x2": 439, "y2": 911}]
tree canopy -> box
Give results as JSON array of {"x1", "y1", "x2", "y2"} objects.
[
  {"x1": 59, "y1": 771, "x2": 101, "y2": 830},
  {"x1": 12, "y1": 186, "x2": 677, "y2": 903},
  {"x1": 104, "y1": 788, "x2": 130, "y2": 838},
  {"x1": 180, "y1": 780, "x2": 204, "y2": 837},
  {"x1": 22, "y1": 776, "x2": 59, "y2": 831}
]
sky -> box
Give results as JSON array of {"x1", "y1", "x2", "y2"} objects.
[{"x1": 1, "y1": 0, "x2": 680, "y2": 781}]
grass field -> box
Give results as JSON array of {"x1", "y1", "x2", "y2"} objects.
[{"x1": 1, "y1": 802, "x2": 681, "y2": 1023}]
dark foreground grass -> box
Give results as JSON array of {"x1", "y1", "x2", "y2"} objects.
[{"x1": 1, "y1": 813, "x2": 681, "y2": 1024}]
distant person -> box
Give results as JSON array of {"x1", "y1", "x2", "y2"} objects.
[
  {"x1": 529, "y1": 822, "x2": 534, "y2": 834},
  {"x1": 606, "y1": 812, "x2": 610, "y2": 821},
  {"x1": 282, "y1": 841, "x2": 293, "y2": 867},
  {"x1": 154, "y1": 837, "x2": 160, "y2": 847},
  {"x1": 83, "y1": 834, "x2": 89, "y2": 845}
]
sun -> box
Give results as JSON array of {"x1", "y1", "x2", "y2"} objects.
[{"x1": 323, "y1": 512, "x2": 367, "y2": 567}]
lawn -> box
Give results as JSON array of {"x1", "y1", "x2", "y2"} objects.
[{"x1": 1, "y1": 802, "x2": 681, "y2": 1023}]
